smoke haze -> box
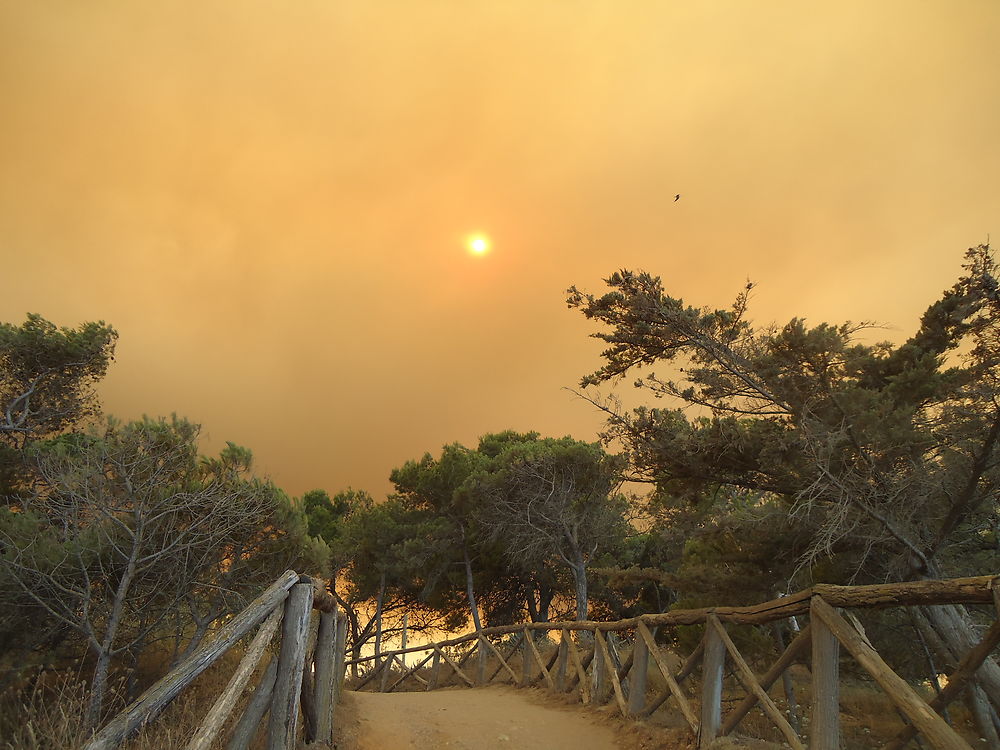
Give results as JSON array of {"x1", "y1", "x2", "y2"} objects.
[{"x1": 2, "y1": 1, "x2": 998, "y2": 497}]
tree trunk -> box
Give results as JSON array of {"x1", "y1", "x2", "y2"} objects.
[
  {"x1": 463, "y1": 546, "x2": 483, "y2": 632},
  {"x1": 351, "y1": 640, "x2": 362, "y2": 679},
  {"x1": 125, "y1": 647, "x2": 141, "y2": 703},
  {"x1": 921, "y1": 604, "x2": 1000, "y2": 712},
  {"x1": 87, "y1": 646, "x2": 114, "y2": 730},
  {"x1": 569, "y1": 555, "x2": 588, "y2": 621},
  {"x1": 771, "y1": 621, "x2": 801, "y2": 734},
  {"x1": 967, "y1": 682, "x2": 1000, "y2": 747},
  {"x1": 86, "y1": 538, "x2": 139, "y2": 730},
  {"x1": 526, "y1": 583, "x2": 553, "y2": 623},
  {"x1": 174, "y1": 616, "x2": 212, "y2": 668},
  {"x1": 332, "y1": 594, "x2": 363, "y2": 679},
  {"x1": 539, "y1": 584, "x2": 553, "y2": 623},
  {"x1": 373, "y1": 572, "x2": 386, "y2": 668}
]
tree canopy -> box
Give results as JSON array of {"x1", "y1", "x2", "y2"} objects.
[
  {"x1": 0, "y1": 314, "x2": 117, "y2": 445},
  {"x1": 567, "y1": 244, "x2": 1000, "y2": 585},
  {"x1": 471, "y1": 435, "x2": 628, "y2": 620}
]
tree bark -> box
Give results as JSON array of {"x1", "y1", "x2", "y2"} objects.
[
  {"x1": 87, "y1": 541, "x2": 140, "y2": 730},
  {"x1": 921, "y1": 604, "x2": 1000, "y2": 712},
  {"x1": 570, "y1": 554, "x2": 588, "y2": 621},
  {"x1": 967, "y1": 682, "x2": 1000, "y2": 747},
  {"x1": 373, "y1": 572, "x2": 385, "y2": 668},
  {"x1": 463, "y1": 546, "x2": 483, "y2": 633},
  {"x1": 539, "y1": 584, "x2": 553, "y2": 623},
  {"x1": 87, "y1": 646, "x2": 114, "y2": 732}
]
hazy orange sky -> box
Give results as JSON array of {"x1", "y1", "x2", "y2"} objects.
[{"x1": 2, "y1": 2, "x2": 998, "y2": 500}]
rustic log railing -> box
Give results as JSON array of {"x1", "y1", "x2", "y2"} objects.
[
  {"x1": 83, "y1": 571, "x2": 347, "y2": 750},
  {"x1": 349, "y1": 574, "x2": 1000, "y2": 749}
]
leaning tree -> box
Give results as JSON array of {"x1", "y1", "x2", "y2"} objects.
[{"x1": 568, "y1": 244, "x2": 1000, "y2": 719}]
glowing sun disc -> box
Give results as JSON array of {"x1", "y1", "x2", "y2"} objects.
[{"x1": 467, "y1": 234, "x2": 491, "y2": 255}]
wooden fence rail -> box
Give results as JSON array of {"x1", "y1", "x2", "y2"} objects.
[
  {"x1": 350, "y1": 574, "x2": 1000, "y2": 749},
  {"x1": 80, "y1": 572, "x2": 999, "y2": 749},
  {"x1": 83, "y1": 572, "x2": 348, "y2": 750}
]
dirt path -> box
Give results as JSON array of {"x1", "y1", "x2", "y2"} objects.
[{"x1": 336, "y1": 686, "x2": 624, "y2": 750}]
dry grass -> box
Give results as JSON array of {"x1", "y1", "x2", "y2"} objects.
[
  {"x1": 1, "y1": 675, "x2": 92, "y2": 750},
  {"x1": 0, "y1": 648, "x2": 269, "y2": 750}
]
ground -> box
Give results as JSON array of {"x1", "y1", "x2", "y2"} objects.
[
  {"x1": 335, "y1": 686, "x2": 620, "y2": 749},
  {"x1": 331, "y1": 685, "x2": 774, "y2": 750}
]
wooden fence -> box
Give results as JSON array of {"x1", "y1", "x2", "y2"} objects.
[
  {"x1": 83, "y1": 571, "x2": 348, "y2": 750},
  {"x1": 350, "y1": 575, "x2": 1000, "y2": 750}
]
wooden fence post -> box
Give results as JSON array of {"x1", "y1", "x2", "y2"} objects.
[
  {"x1": 593, "y1": 630, "x2": 609, "y2": 704},
  {"x1": 477, "y1": 635, "x2": 488, "y2": 686},
  {"x1": 700, "y1": 616, "x2": 725, "y2": 747},
  {"x1": 520, "y1": 628, "x2": 532, "y2": 688},
  {"x1": 313, "y1": 606, "x2": 338, "y2": 746},
  {"x1": 267, "y1": 580, "x2": 313, "y2": 750},
  {"x1": 334, "y1": 611, "x2": 347, "y2": 696},
  {"x1": 810, "y1": 597, "x2": 840, "y2": 750},
  {"x1": 399, "y1": 613, "x2": 408, "y2": 669},
  {"x1": 428, "y1": 648, "x2": 442, "y2": 690},
  {"x1": 556, "y1": 632, "x2": 570, "y2": 692},
  {"x1": 227, "y1": 658, "x2": 278, "y2": 750},
  {"x1": 299, "y1": 613, "x2": 319, "y2": 744},
  {"x1": 379, "y1": 653, "x2": 393, "y2": 693},
  {"x1": 186, "y1": 608, "x2": 283, "y2": 750},
  {"x1": 84, "y1": 570, "x2": 299, "y2": 750},
  {"x1": 628, "y1": 630, "x2": 648, "y2": 716}
]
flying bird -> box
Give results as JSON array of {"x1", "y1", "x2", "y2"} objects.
[{"x1": 674, "y1": 194, "x2": 681, "y2": 201}]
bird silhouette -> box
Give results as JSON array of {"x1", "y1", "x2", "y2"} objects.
[{"x1": 674, "y1": 194, "x2": 681, "y2": 201}]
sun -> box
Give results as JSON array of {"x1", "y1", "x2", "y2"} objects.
[{"x1": 466, "y1": 234, "x2": 491, "y2": 256}]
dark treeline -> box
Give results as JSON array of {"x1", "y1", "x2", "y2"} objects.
[{"x1": 1, "y1": 245, "x2": 998, "y2": 734}]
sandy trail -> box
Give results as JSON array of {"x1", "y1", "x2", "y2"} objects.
[{"x1": 339, "y1": 685, "x2": 622, "y2": 750}]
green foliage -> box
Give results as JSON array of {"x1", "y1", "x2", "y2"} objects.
[
  {"x1": 568, "y1": 244, "x2": 1000, "y2": 587},
  {"x1": 471, "y1": 436, "x2": 629, "y2": 587},
  {"x1": 0, "y1": 314, "x2": 117, "y2": 444},
  {"x1": 0, "y1": 413, "x2": 329, "y2": 722},
  {"x1": 302, "y1": 488, "x2": 355, "y2": 548},
  {"x1": 367, "y1": 433, "x2": 631, "y2": 626}
]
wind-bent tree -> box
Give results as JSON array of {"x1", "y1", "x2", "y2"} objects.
[
  {"x1": 0, "y1": 314, "x2": 117, "y2": 444},
  {"x1": 568, "y1": 243, "x2": 1000, "y2": 714},
  {"x1": 472, "y1": 436, "x2": 628, "y2": 621},
  {"x1": 0, "y1": 416, "x2": 325, "y2": 728},
  {"x1": 0, "y1": 314, "x2": 117, "y2": 498}
]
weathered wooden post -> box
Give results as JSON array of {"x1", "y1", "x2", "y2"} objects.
[
  {"x1": 628, "y1": 629, "x2": 649, "y2": 716},
  {"x1": 379, "y1": 652, "x2": 393, "y2": 693},
  {"x1": 84, "y1": 571, "x2": 299, "y2": 750},
  {"x1": 477, "y1": 635, "x2": 488, "y2": 686},
  {"x1": 227, "y1": 658, "x2": 278, "y2": 750},
  {"x1": 267, "y1": 579, "x2": 313, "y2": 750},
  {"x1": 593, "y1": 630, "x2": 609, "y2": 703},
  {"x1": 399, "y1": 613, "x2": 408, "y2": 670},
  {"x1": 699, "y1": 616, "x2": 725, "y2": 748},
  {"x1": 186, "y1": 608, "x2": 284, "y2": 750},
  {"x1": 810, "y1": 597, "x2": 840, "y2": 750},
  {"x1": 555, "y1": 631, "x2": 570, "y2": 692},
  {"x1": 299, "y1": 613, "x2": 319, "y2": 744},
  {"x1": 334, "y1": 612, "x2": 347, "y2": 695},
  {"x1": 428, "y1": 648, "x2": 442, "y2": 690},
  {"x1": 520, "y1": 628, "x2": 533, "y2": 688},
  {"x1": 312, "y1": 604, "x2": 338, "y2": 746}
]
